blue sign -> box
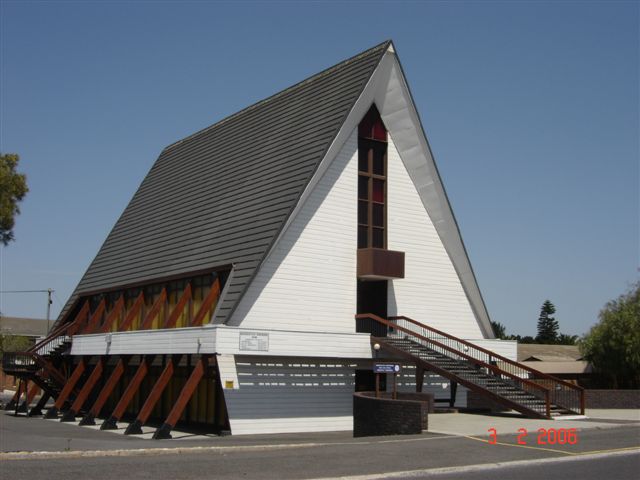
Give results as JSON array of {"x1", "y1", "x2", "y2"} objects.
[{"x1": 373, "y1": 363, "x2": 401, "y2": 374}]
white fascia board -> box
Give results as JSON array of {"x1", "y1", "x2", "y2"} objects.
[
  {"x1": 70, "y1": 325, "x2": 372, "y2": 359},
  {"x1": 263, "y1": 44, "x2": 494, "y2": 338}
]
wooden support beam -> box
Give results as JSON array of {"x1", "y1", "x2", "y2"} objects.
[
  {"x1": 62, "y1": 358, "x2": 104, "y2": 422},
  {"x1": 98, "y1": 296, "x2": 125, "y2": 333},
  {"x1": 14, "y1": 380, "x2": 25, "y2": 415},
  {"x1": 101, "y1": 356, "x2": 151, "y2": 430},
  {"x1": 66, "y1": 301, "x2": 91, "y2": 336},
  {"x1": 125, "y1": 355, "x2": 180, "y2": 435},
  {"x1": 163, "y1": 284, "x2": 192, "y2": 329},
  {"x1": 153, "y1": 356, "x2": 208, "y2": 439},
  {"x1": 81, "y1": 356, "x2": 129, "y2": 426},
  {"x1": 191, "y1": 279, "x2": 221, "y2": 327},
  {"x1": 118, "y1": 293, "x2": 145, "y2": 332},
  {"x1": 28, "y1": 391, "x2": 50, "y2": 417},
  {"x1": 45, "y1": 359, "x2": 86, "y2": 418},
  {"x1": 18, "y1": 384, "x2": 40, "y2": 413},
  {"x1": 416, "y1": 366, "x2": 425, "y2": 393},
  {"x1": 82, "y1": 299, "x2": 106, "y2": 334},
  {"x1": 4, "y1": 388, "x2": 21, "y2": 411},
  {"x1": 449, "y1": 381, "x2": 458, "y2": 408},
  {"x1": 140, "y1": 289, "x2": 167, "y2": 330}
]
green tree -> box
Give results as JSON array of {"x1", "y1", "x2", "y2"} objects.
[
  {"x1": 536, "y1": 300, "x2": 559, "y2": 343},
  {"x1": 0, "y1": 334, "x2": 32, "y2": 359},
  {"x1": 491, "y1": 321, "x2": 507, "y2": 339},
  {"x1": 0, "y1": 153, "x2": 29, "y2": 245},
  {"x1": 557, "y1": 333, "x2": 579, "y2": 345},
  {"x1": 580, "y1": 283, "x2": 640, "y2": 388}
]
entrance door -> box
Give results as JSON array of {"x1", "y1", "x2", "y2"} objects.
[{"x1": 356, "y1": 280, "x2": 387, "y2": 336}]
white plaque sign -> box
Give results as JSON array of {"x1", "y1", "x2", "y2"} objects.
[{"x1": 239, "y1": 332, "x2": 269, "y2": 352}]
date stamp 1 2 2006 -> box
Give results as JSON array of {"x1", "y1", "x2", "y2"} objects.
[{"x1": 488, "y1": 427, "x2": 579, "y2": 445}]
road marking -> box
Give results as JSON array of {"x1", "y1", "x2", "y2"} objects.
[
  {"x1": 304, "y1": 448, "x2": 640, "y2": 479},
  {"x1": 463, "y1": 434, "x2": 576, "y2": 455},
  {"x1": 463, "y1": 434, "x2": 640, "y2": 457}
]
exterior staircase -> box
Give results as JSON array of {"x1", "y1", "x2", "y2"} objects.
[
  {"x1": 3, "y1": 317, "x2": 80, "y2": 412},
  {"x1": 356, "y1": 314, "x2": 584, "y2": 419}
]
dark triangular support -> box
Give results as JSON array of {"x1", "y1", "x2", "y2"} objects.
[
  {"x1": 125, "y1": 355, "x2": 179, "y2": 435},
  {"x1": 416, "y1": 366, "x2": 425, "y2": 393},
  {"x1": 152, "y1": 356, "x2": 208, "y2": 439},
  {"x1": 28, "y1": 392, "x2": 50, "y2": 417}
]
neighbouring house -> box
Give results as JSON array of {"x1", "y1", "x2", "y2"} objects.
[
  {"x1": 3, "y1": 41, "x2": 584, "y2": 437},
  {"x1": 518, "y1": 344, "x2": 592, "y2": 385},
  {"x1": 1, "y1": 316, "x2": 48, "y2": 390}
]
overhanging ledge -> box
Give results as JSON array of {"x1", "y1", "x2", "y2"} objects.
[{"x1": 357, "y1": 248, "x2": 405, "y2": 280}]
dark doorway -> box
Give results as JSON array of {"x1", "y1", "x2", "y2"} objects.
[{"x1": 356, "y1": 280, "x2": 388, "y2": 336}]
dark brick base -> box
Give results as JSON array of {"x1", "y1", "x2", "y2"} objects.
[
  {"x1": 353, "y1": 392, "x2": 430, "y2": 437},
  {"x1": 585, "y1": 390, "x2": 640, "y2": 409}
]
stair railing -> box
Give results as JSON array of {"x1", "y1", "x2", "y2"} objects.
[{"x1": 359, "y1": 313, "x2": 584, "y2": 415}]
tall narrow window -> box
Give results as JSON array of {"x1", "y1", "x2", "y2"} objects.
[{"x1": 358, "y1": 105, "x2": 387, "y2": 249}]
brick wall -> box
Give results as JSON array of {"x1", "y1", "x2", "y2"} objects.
[
  {"x1": 353, "y1": 392, "x2": 429, "y2": 437},
  {"x1": 585, "y1": 390, "x2": 640, "y2": 409}
]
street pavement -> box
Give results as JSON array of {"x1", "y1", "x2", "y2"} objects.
[{"x1": 1, "y1": 407, "x2": 639, "y2": 479}]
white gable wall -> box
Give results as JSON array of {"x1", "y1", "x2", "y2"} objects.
[
  {"x1": 229, "y1": 129, "x2": 359, "y2": 333},
  {"x1": 386, "y1": 136, "x2": 483, "y2": 338}
]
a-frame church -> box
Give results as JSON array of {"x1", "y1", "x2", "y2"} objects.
[{"x1": 4, "y1": 41, "x2": 584, "y2": 438}]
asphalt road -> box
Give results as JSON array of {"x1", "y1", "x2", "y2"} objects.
[{"x1": 2, "y1": 416, "x2": 638, "y2": 480}]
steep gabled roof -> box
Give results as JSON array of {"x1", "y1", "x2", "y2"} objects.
[{"x1": 58, "y1": 41, "x2": 390, "y2": 324}]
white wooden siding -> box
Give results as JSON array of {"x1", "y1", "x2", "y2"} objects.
[
  {"x1": 70, "y1": 325, "x2": 372, "y2": 358},
  {"x1": 70, "y1": 327, "x2": 216, "y2": 355},
  {"x1": 222, "y1": 356, "x2": 360, "y2": 435},
  {"x1": 386, "y1": 136, "x2": 484, "y2": 339},
  {"x1": 229, "y1": 129, "x2": 359, "y2": 333}
]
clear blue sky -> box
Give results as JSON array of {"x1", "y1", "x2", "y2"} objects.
[{"x1": 1, "y1": 1, "x2": 637, "y2": 337}]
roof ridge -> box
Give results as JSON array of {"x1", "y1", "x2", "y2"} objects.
[{"x1": 163, "y1": 40, "x2": 392, "y2": 152}]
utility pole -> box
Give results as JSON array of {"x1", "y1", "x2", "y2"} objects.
[
  {"x1": 46, "y1": 288, "x2": 53, "y2": 333},
  {"x1": 0, "y1": 289, "x2": 55, "y2": 332}
]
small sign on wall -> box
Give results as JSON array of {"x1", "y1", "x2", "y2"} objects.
[
  {"x1": 239, "y1": 331, "x2": 269, "y2": 352},
  {"x1": 224, "y1": 380, "x2": 235, "y2": 389}
]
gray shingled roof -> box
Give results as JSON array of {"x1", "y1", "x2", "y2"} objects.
[{"x1": 58, "y1": 41, "x2": 390, "y2": 325}]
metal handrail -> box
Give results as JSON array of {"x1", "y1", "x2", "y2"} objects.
[
  {"x1": 390, "y1": 315, "x2": 585, "y2": 393},
  {"x1": 357, "y1": 313, "x2": 585, "y2": 416}
]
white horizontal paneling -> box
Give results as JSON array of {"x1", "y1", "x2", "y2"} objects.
[
  {"x1": 70, "y1": 327, "x2": 216, "y2": 355},
  {"x1": 215, "y1": 326, "x2": 372, "y2": 358},
  {"x1": 229, "y1": 129, "x2": 359, "y2": 333},
  {"x1": 70, "y1": 325, "x2": 373, "y2": 359},
  {"x1": 224, "y1": 356, "x2": 360, "y2": 435},
  {"x1": 386, "y1": 135, "x2": 484, "y2": 339}
]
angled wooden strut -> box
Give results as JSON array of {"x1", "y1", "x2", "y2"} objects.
[
  {"x1": 61, "y1": 358, "x2": 104, "y2": 422},
  {"x1": 140, "y1": 289, "x2": 167, "y2": 330},
  {"x1": 17, "y1": 384, "x2": 40, "y2": 413},
  {"x1": 98, "y1": 296, "x2": 125, "y2": 333},
  {"x1": 81, "y1": 356, "x2": 129, "y2": 426},
  {"x1": 5, "y1": 388, "x2": 21, "y2": 411},
  {"x1": 82, "y1": 299, "x2": 106, "y2": 334},
  {"x1": 101, "y1": 356, "x2": 152, "y2": 430},
  {"x1": 45, "y1": 358, "x2": 86, "y2": 418},
  {"x1": 125, "y1": 355, "x2": 181, "y2": 435},
  {"x1": 191, "y1": 279, "x2": 221, "y2": 327},
  {"x1": 153, "y1": 356, "x2": 209, "y2": 439},
  {"x1": 66, "y1": 300, "x2": 91, "y2": 336},
  {"x1": 118, "y1": 293, "x2": 145, "y2": 332},
  {"x1": 164, "y1": 284, "x2": 192, "y2": 329}
]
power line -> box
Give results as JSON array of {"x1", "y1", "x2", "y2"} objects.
[{"x1": 0, "y1": 290, "x2": 52, "y2": 293}]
